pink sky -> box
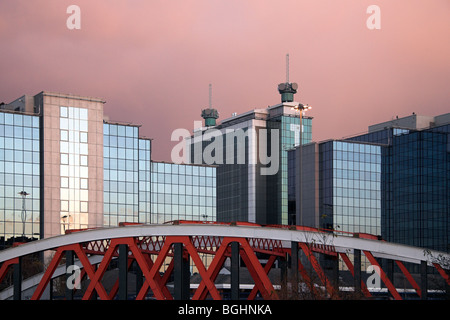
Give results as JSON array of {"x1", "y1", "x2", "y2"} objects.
[{"x1": 1, "y1": 0, "x2": 449, "y2": 161}]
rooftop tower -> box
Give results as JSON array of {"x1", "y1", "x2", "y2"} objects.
[
  {"x1": 201, "y1": 83, "x2": 219, "y2": 127},
  {"x1": 278, "y1": 54, "x2": 298, "y2": 103}
]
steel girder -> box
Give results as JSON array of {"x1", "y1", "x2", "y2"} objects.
[{"x1": 0, "y1": 221, "x2": 449, "y2": 300}]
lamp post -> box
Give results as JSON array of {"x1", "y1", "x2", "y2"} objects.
[
  {"x1": 291, "y1": 104, "x2": 311, "y2": 226},
  {"x1": 18, "y1": 191, "x2": 30, "y2": 238},
  {"x1": 61, "y1": 214, "x2": 71, "y2": 233}
]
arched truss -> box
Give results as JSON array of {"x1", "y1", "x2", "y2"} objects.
[{"x1": 0, "y1": 221, "x2": 449, "y2": 300}]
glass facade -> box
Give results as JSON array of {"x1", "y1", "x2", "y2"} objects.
[
  {"x1": 0, "y1": 112, "x2": 40, "y2": 248},
  {"x1": 104, "y1": 123, "x2": 139, "y2": 226},
  {"x1": 268, "y1": 115, "x2": 312, "y2": 225},
  {"x1": 1, "y1": 92, "x2": 220, "y2": 247},
  {"x1": 289, "y1": 120, "x2": 449, "y2": 253},
  {"x1": 138, "y1": 139, "x2": 151, "y2": 224},
  {"x1": 216, "y1": 163, "x2": 249, "y2": 223},
  {"x1": 288, "y1": 140, "x2": 381, "y2": 235},
  {"x1": 151, "y1": 161, "x2": 216, "y2": 223},
  {"x1": 347, "y1": 125, "x2": 449, "y2": 252},
  {"x1": 59, "y1": 106, "x2": 90, "y2": 232},
  {"x1": 382, "y1": 129, "x2": 449, "y2": 252},
  {"x1": 326, "y1": 141, "x2": 381, "y2": 235},
  {"x1": 193, "y1": 106, "x2": 313, "y2": 226},
  {"x1": 190, "y1": 125, "x2": 252, "y2": 223}
]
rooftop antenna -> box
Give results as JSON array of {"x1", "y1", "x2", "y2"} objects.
[
  {"x1": 278, "y1": 53, "x2": 298, "y2": 102},
  {"x1": 201, "y1": 83, "x2": 219, "y2": 127},
  {"x1": 286, "y1": 53, "x2": 290, "y2": 83},
  {"x1": 209, "y1": 83, "x2": 212, "y2": 109}
]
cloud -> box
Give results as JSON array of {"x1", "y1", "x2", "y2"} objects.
[{"x1": 1, "y1": 0, "x2": 449, "y2": 160}]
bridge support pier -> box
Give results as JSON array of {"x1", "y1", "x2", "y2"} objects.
[
  {"x1": 135, "y1": 261, "x2": 143, "y2": 298},
  {"x1": 119, "y1": 244, "x2": 128, "y2": 300},
  {"x1": 385, "y1": 259, "x2": 394, "y2": 299},
  {"x1": 13, "y1": 257, "x2": 22, "y2": 300},
  {"x1": 330, "y1": 256, "x2": 339, "y2": 293},
  {"x1": 354, "y1": 249, "x2": 361, "y2": 296},
  {"x1": 174, "y1": 243, "x2": 190, "y2": 300},
  {"x1": 290, "y1": 241, "x2": 299, "y2": 297},
  {"x1": 65, "y1": 250, "x2": 74, "y2": 300},
  {"x1": 421, "y1": 260, "x2": 428, "y2": 300},
  {"x1": 231, "y1": 241, "x2": 240, "y2": 300}
]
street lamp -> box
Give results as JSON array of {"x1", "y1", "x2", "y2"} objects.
[
  {"x1": 291, "y1": 104, "x2": 311, "y2": 226},
  {"x1": 61, "y1": 214, "x2": 71, "y2": 233},
  {"x1": 18, "y1": 191, "x2": 30, "y2": 238}
]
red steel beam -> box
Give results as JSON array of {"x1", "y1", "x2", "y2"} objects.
[
  {"x1": 363, "y1": 250, "x2": 402, "y2": 300},
  {"x1": 135, "y1": 253, "x2": 174, "y2": 300},
  {"x1": 0, "y1": 258, "x2": 19, "y2": 284},
  {"x1": 395, "y1": 260, "x2": 422, "y2": 298},
  {"x1": 181, "y1": 236, "x2": 222, "y2": 300},
  {"x1": 31, "y1": 248, "x2": 64, "y2": 300},
  {"x1": 131, "y1": 237, "x2": 169, "y2": 300},
  {"x1": 193, "y1": 238, "x2": 231, "y2": 300},
  {"x1": 339, "y1": 252, "x2": 371, "y2": 298},
  {"x1": 81, "y1": 241, "x2": 117, "y2": 300},
  {"x1": 433, "y1": 263, "x2": 450, "y2": 286},
  {"x1": 298, "y1": 243, "x2": 339, "y2": 299},
  {"x1": 247, "y1": 255, "x2": 277, "y2": 300},
  {"x1": 72, "y1": 243, "x2": 110, "y2": 300},
  {"x1": 9, "y1": 224, "x2": 449, "y2": 301},
  {"x1": 239, "y1": 238, "x2": 278, "y2": 300}
]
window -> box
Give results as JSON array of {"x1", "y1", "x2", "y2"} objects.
[{"x1": 59, "y1": 106, "x2": 89, "y2": 233}]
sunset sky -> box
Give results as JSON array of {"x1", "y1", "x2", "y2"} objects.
[{"x1": 1, "y1": 0, "x2": 449, "y2": 161}]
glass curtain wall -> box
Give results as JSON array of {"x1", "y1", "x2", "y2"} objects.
[
  {"x1": 138, "y1": 138, "x2": 151, "y2": 224},
  {"x1": 151, "y1": 161, "x2": 216, "y2": 224},
  {"x1": 269, "y1": 115, "x2": 312, "y2": 225},
  {"x1": 329, "y1": 141, "x2": 382, "y2": 235},
  {"x1": 103, "y1": 123, "x2": 140, "y2": 226},
  {"x1": 0, "y1": 112, "x2": 40, "y2": 248},
  {"x1": 59, "y1": 106, "x2": 89, "y2": 232}
]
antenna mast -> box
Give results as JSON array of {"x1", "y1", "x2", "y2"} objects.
[
  {"x1": 277, "y1": 53, "x2": 298, "y2": 102},
  {"x1": 286, "y1": 53, "x2": 289, "y2": 83},
  {"x1": 209, "y1": 83, "x2": 212, "y2": 109},
  {"x1": 201, "y1": 83, "x2": 219, "y2": 127}
]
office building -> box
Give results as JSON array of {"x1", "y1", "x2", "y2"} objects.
[
  {"x1": 0, "y1": 111, "x2": 41, "y2": 245},
  {"x1": 189, "y1": 82, "x2": 312, "y2": 225},
  {"x1": 1, "y1": 92, "x2": 105, "y2": 241},
  {"x1": 349, "y1": 113, "x2": 450, "y2": 252},
  {"x1": 289, "y1": 113, "x2": 450, "y2": 253},
  {"x1": 150, "y1": 161, "x2": 216, "y2": 224},
  {"x1": 0, "y1": 91, "x2": 216, "y2": 248},
  {"x1": 288, "y1": 140, "x2": 382, "y2": 235},
  {"x1": 103, "y1": 122, "x2": 151, "y2": 227}
]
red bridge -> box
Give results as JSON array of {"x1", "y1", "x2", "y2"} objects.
[{"x1": 0, "y1": 221, "x2": 449, "y2": 300}]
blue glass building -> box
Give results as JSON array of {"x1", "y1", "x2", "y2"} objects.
[
  {"x1": 0, "y1": 111, "x2": 41, "y2": 249},
  {"x1": 0, "y1": 91, "x2": 216, "y2": 247},
  {"x1": 190, "y1": 102, "x2": 312, "y2": 225},
  {"x1": 289, "y1": 113, "x2": 450, "y2": 253},
  {"x1": 288, "y1": 140, "x2": 382, "y2": 235},
  {"x1": 150, "y1": 161, "x2": 216, "y2": 223},
  {"x1": 348, "y1": 114, "x2": 450, "y2": 252},
  {"x1": 103, "y1": 122, "x2": 151, "y2": 226}
]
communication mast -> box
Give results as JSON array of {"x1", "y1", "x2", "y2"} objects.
[
  {"x1": 278, "y1": 53, "x2": 298, "y2": 103},
  {"x1": 201, "y1": 83, "x2": 219, "y2": 127}
]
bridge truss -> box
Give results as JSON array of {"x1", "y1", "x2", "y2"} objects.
[{"x1": 0, "y1": 221, "x2": 449, "y2": 300}]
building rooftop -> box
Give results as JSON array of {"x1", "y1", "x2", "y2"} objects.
[
  {"x1": 368, "y1": 112, "x2": 450, "y2": 133},
  {"x1": 216, "y1": 102, "x2": 313, "y2": 128},
  {"x1": 1, "y1": 91, "x2": 106, "y2": 114}
]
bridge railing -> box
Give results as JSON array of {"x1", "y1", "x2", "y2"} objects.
[{"x1": 0, "y1": 222, "x2": 449, "y2": 300}]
